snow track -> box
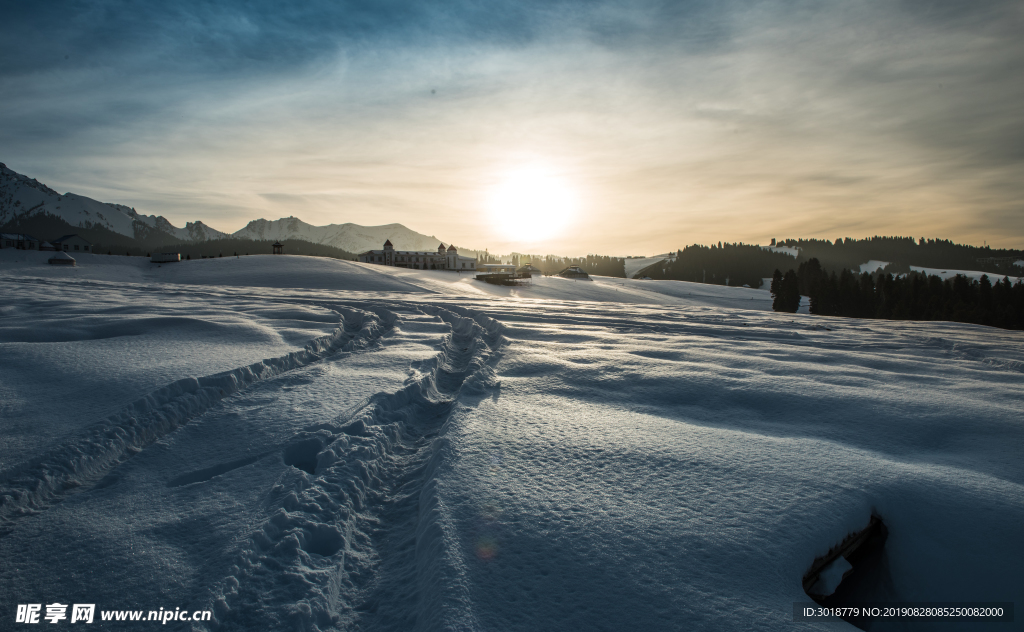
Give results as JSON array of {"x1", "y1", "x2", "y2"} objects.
[
  {"x1": 4, "y1": 255, "x2": 1024, "y2": 632},
  {"x1": 204, "y1": 305, "x2": 506, "y2": 632},
  {"x1": 0, "y1": 306, "x2": 394, "y2": 535}
]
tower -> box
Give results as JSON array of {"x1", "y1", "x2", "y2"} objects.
[{"x1": 447, "y1": 244, "x2": 458, "y2": 270}]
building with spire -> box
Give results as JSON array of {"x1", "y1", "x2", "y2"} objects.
[{"x1": 357, "y1": 240, "x2": 477, "y2": 271}]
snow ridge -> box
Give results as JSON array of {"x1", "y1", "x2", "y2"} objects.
[
  {"x1": 908, "y1": 334, "x2": 1024, "y2": 374},
  {"x1": 0, "y1": 163, "x2": 228, "y2": 241},
  {"x1": 0, "y1": 306, "x2": 390, "y2": 534},
  {"x1": 203, "y1": 305, "x2": 506, "y2": 631}
]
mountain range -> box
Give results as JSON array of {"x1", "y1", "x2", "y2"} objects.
[
  {"x1": 231, "y1": 217, "x2": 445, "y2": 253},
  {"x1": 0, "y1": 163, "x2": 445, "y2": 254}
]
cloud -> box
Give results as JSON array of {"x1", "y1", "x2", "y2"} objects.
[{"x1": 2, "y1": 0, "x2": 1022, "y2": 254}]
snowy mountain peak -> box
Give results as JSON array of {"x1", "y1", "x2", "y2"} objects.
[
  {"x1": 0, "y1": 163, "x2": 224, "y2": 241},
  {"x1": 185, "y1": 221, "x2": 225, "y2": 241},
  {"x1": 1, "y1": 163, "x2": 445, "y2": 252},
  {"x1": 0, "y1": 162, "x2": 61, "y2": 199}
]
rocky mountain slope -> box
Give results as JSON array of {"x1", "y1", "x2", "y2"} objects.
[
  {"x1": 1, "y1": 163, "x2": 444, "y2": 254},
  {"x1": 0, "y1": 163, "x2": 226, "y2": 242}
]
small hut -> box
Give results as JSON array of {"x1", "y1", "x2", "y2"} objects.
[
  {"x1": 475, "y1": 263, "x2": 529, "y2": 286},
  {"x1": 557, "y1": 265, "x2": 590, "y2": 280},
  {"x1": 272, "y1": 241, "x2": 284, "y2": 255},
  {"x1": 48, "y1": 251, "x2": 76, "y2": 266}
]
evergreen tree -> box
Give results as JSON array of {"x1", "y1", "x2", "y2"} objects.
[
  {"x1": 796, "y1": 258, "x2": 823, "y2": 295},
  {"x1": 771, "y1": 269, "x2": 783, "y2": 309},
  {"x1": 772, "y1": 269, "x2": 801, "y2": 312},
  {"x1": 782, "y1": 270, "x2": 801, "y2": 312}
]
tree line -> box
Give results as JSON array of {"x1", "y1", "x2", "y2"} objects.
[
  {"x1": 771, "y1": 258, "x2": 1024, "y2": 330},
  {"x1": 638, "y1": 242, "x2": 796, "y2": 287},
  {"x1": 637, "y1": 236, "x2": 1024, "y2": 286},
  {"x1": 771, "y1": 236, "x2": 1022, "y2": 277},
  {"x1": 465, "y1": 250, "x2": 627, "y2": 277},
  {"x1": 518, "y1": 254, "x2": 626, "y2": 277}
]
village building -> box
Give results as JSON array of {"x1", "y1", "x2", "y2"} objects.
[
  {"x1": 358, "y1": 241, "x2": 477, "y2": 271},
  {"x1": 51, "y1": 234, "x2": 93, "y2": 253},
  {"x1": 0, "y1": 233, "x2": 42, "y2": 250}
]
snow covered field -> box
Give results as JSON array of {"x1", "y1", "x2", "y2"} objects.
[
  {"x1": 857, "y1": 259, "x2": 1024, "y2": 283},
  {"x1": 909, "y1": 265, "x2": 1024, "y2": 284},
  {"x1": 1, "y1": 251, "x2": 1022, "y2": 631}
]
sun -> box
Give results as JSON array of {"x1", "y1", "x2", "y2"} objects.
[{"x1": 487, "y1": 165, "x2": 579, "y2": 243}]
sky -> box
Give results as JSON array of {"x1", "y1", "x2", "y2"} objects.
[{"x1": 2, "y1": 0, "x2": 1022, "y2": 255}]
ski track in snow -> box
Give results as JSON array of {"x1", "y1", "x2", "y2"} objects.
[
  {"x1": 0, "y1": 277, "x2": 510, "y2": 631},
  {"x1": 0, "y1": 303, "x2": 394, "y2": 535},
  {"x1": 204, "y1": 304, "x2": 507, "y2": 631},
  {"x1": 2, "y1": 257, "x2": 1024, "y2": 631}
]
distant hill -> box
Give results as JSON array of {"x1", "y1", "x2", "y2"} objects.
[
  {"x1": 230, "y1": 217, "x2": 445, "y2": 254},
  {"x1": 768, "y1": 236, "x2": 1024, "y2": 275},
  {"x1": 637, "y1": 243, "x2": 796, "y2": 287},
  {"x1": 0, "y1": 162, "x2": 226, "y2": 242},
  {"x1": 0, "y1": 162, "x2": 450, "y2": 256},
  {"x1": 638, "y1": 237, "x2": 1024, "y2": 287}
]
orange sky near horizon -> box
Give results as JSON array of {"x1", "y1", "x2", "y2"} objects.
[{"x1": 3, "y1": 1, "x2": 1022, "y2": 256}]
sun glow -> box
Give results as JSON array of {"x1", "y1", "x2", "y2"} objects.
[{"x1": 487, "y1": 166, "x2": 579, "y2": 243}]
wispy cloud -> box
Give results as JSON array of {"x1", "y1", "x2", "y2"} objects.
[{"x1": 2, "y1": 0, "x2": 1021, "y2": 254}]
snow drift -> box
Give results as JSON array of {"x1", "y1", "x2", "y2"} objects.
[{"x1": 0, "y1": 251, "x2": 1021, "y2": 631}]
